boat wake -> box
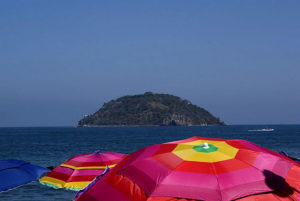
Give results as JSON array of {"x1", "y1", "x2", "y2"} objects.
[{"x1": 248, "y1": 128, "x2": 274, "y2": 132}]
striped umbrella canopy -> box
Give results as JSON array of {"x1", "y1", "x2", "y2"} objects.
[
  {"x1": 75, "y1": 137, "x2": 300, "y2": 201},
  {"x1": 0, "y1": 159, "x2": 49, "y2": 193},
  {"x1": 39, "y1": 151, "x2": 127, "y2": 191}
]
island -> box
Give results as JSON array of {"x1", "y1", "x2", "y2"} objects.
[{"x1": 78, "y1": 92, "x2": 225, "y2": 127}]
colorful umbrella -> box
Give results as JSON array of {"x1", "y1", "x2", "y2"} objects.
[
  {"x1": 0, "y1": 159, "x2": 49, "y2": 193},
  {"x1": 39, "y1": 151, "x2": 127, "y2": 191},
  {"x1": 75, "y1": 137, "x2": 300, "y2": 201}
]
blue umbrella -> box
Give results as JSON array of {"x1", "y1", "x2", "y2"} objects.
[{"x1": 0, "y1": 159, "x2": 49, "y2": 192}]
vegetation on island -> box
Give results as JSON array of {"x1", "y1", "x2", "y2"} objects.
[{"x1": 78, "y1": 92, "x2": 225, "y2": 126}]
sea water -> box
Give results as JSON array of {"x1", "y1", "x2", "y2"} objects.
[{"x1": 0, "y1": 125, "x2": 299, "y2": 201}]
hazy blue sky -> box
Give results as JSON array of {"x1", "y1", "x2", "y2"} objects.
[{"x1": 1, "y1": 1, "x2": 299, "y2": 126}]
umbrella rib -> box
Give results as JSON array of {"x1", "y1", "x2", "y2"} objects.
[
  {"x1": 210, "y1": 162, "x2": 223, "y2": 201},
  {"x1": 232, "y1": 191, "x2": 284, "y2": 201},
  {"x1": 63, "y1": 154, "x2": 112, "y2": 186},
  {"x1": 146, "y1": 158, "x2": 187, "y2": 197},
  {"x1": 64, "y1": 167, "x2": 78, "y2": 185},
  {"x1": 18, "y1": 163, "x2": 40, "y2": 178},
  {"x1": 0, "y1": 162, "x2": 30, "y2": 172},
  {"x1": 235, "y1": 150, "x2": 282, "y2": 173},
  {"x1": 63, "y1": 167, "x2": 98, "y2": 185}
]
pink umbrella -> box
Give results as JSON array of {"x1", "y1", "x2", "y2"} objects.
[{"x1": 75, "y1": 137, "x2": 300, "y2": 201}]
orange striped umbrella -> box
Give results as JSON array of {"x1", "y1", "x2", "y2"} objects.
[{"x1": 39, "y1": 151, "x2": 126, "y2": 191}]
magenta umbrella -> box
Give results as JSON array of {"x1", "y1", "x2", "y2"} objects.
[{"x1": 75, "y1": 137, "x2": 300, "y2": 201}]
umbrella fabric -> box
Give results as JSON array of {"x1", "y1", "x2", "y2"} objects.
[
  {"x1": 279, "y1": 151, "x2": 300, "y2": 164},
  {"x1": 0, "y1": 159, "x2": 49, "y2": 192},
  {"x1": 75, "y1": 166, "x2": 110, "y2": 199},
  {"x1": 39, "y1": 151, "x2": 126, "y2": 191},
  {"x1": 75, "y1": 137, "x2": 300, "y2": 201}
]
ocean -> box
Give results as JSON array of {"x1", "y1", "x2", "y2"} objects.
[{"x1": 0, "y1": 125, "x2": 299, "y2": 201}]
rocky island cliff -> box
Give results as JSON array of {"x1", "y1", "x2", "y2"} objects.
[{"x1": 78, "y1": 92, "x2": 224, "y2": 126}]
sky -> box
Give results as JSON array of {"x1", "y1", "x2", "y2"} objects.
[{"x1": 0, "y1": 0, "x2": 299, "y2": 126}]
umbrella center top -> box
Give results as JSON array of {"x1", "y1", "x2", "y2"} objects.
[
  {"x1": 173, "y1": 140, "x2": 239, "y2": 162},
  {"x1": 193, "y1": 143, "x2": 218, "y2": 153}
]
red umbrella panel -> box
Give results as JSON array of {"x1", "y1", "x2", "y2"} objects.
[
  {"x1": 40, "y1": 151, "x2": 127, "y2": 191},
  {"x1": 75, "y1": 137, "x2": 300, "y2": 201}
]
